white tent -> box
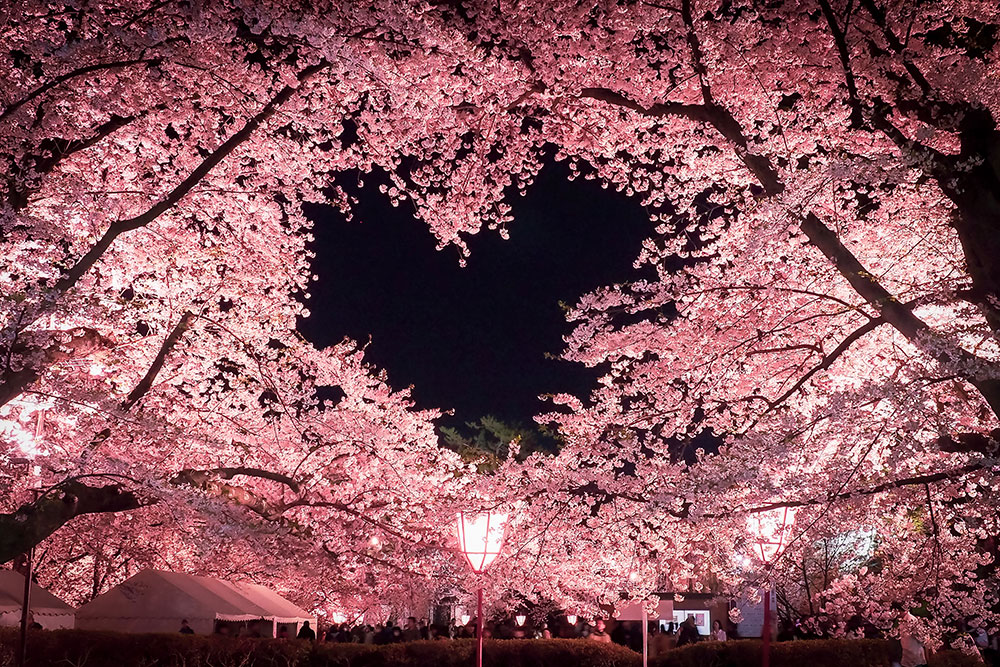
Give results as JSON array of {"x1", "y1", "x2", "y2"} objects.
[
  {"x1": 75, "y1": 570, "x2": 315, "y2": 636},
  {"x1": 0, "y1": 570, "x2": 75, "y2": 629}
]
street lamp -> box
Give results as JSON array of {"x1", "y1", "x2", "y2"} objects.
[
  {"x1": 515, "y1": 614, "x2": 526, "y2": 627},
  {"x1": 456, "y1": 510, "x2": 509, "y2": 667},
  {"x1": 747, "y1": 507, "x2": 796, "y2": 667}
]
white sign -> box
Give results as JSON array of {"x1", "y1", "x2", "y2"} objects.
[{"x1": 736, "y1": 596, "x2": 775, "y2": 638}]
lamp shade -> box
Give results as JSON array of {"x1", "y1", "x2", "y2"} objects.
[
  {"x1": 461, "y1": 614, "x2": 471, "y2": 625},
  {"x1": 515, "y1": 614, "x2": 526, "y2": 626},
  {"x1": 747, "y1": 507, "x2": 796, "y2": 563},
  {"x1": 456, "y1": 510, "x2": 509, "y2": 573},
  {"x1": 566, "y1": 615, "x2": 577, "y2": 625}
]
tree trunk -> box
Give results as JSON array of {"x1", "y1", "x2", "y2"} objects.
[{"x1": 0, "y1": 482, "x2": 144, "y2": 564}]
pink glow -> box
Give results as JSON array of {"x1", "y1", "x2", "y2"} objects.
[
  {"x1": 747, "y1": 507, "x2": 797, "y2": 564},
  {"x1": 456, "y1": 511, "x2": 509, "y2": 573}
]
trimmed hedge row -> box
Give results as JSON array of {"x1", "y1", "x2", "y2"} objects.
[
  {"x1": 0, "y1": 630, "x2": 986, "y2": 667},
  {"x1": 652, "y1": 638, "x2": 984, "y2": 667},
  {"x1": 0, "y1": 630, "x2": 641, "y2": 667}
]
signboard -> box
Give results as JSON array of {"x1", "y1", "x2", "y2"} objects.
[{"x1": 736, "y1": 595, "x2": 775, "y2": 638}]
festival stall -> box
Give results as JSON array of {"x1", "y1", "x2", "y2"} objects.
[
  {"x1": 0, "y1": 570, "x2": 75, "y2": 629},
  {"x1": 75, "y1": 570, "x2": 314, "y2": 637}
]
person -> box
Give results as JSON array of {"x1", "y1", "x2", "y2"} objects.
[
  {"x1": 277, "y1": 625, "x2": 289, "y2": 639},
  {"x1": 179, "y1": 619, "x2": 194, "y2": 635},
  {"x1": 374, "y1": 622, "x2": 392, "y2": 644},
  {"x1": 899, "y1": 613, "x2": 927, "y2": 667},
  {"x1": 676, "y1": 615, "x2": 700, "y2": 647},
  {"x1": 776, "y1": 620, "x2": 796, "y2": 642},
  {"x1": 297, "y1": 621, "x2": 316, "y2": 640},
  {"x1": 402, "y1": 616, "x2": 421, "y2": 642},
  {"x1": 26, "y1": 613, "x2": 42, "y2": 631},
  {"x1": 712, "y1": 619, "x2": 727, "y2": 641},
  {"x1": 589, "y1": 618, "x2": 612, "y2": 643}
]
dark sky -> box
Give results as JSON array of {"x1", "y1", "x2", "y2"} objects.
[{"x1": 298, "y1": 161, "x2": 651, "y2": 427}]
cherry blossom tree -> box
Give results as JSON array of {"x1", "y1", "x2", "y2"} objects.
[
  {"x1": 3, "y1": 0, "x2": 1000, "y2": 643},
  {"x1": 0, "y1": 0, "x2": 486, "y2": 606}
]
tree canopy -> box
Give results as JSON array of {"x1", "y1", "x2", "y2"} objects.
[{"x1": 2, "y1": 0, "x2": 999, "y2": 646}]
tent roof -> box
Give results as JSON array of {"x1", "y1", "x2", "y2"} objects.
[
  {"x1": 0, "y1": 570, "x2": 74, "y2": 617},
  {"x1": 229, "y1": 581, "x2": 316, "y2": 623},
  {"x1": 76, "y1": 570, "x2": 313, "y2": 623}
]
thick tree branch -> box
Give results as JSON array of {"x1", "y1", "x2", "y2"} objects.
[
  {"x1": 0, "y1": 480, "x2": 148, "y2": 564},
  {"x1": 0, "y1": 61, "x2": 331, "y2": 410},
  {"x1": 579, "y1": 87, "x2": 785, "y2": 196},
  {"x1": 727, "y1": 462, "x2": 990, "y2": 519},
  {"x1": 120, "y1": 310, "x2": 194, "y2": 411},
  {"x1": 1, "y1": 465, "x2": 305, "y2": 563},
  {"x1": 857, "y1": 0, "x2": 931, "y2": 95},
  {"x1": 800, "y1": 213, "x2": 1000, "y2": 417},
  {"x1": 679, "y1": 0, "x2": 713, "y2": 102},
  {"x1": 755, "y1": 315, "x2": 887, "y2": 418},
  {"x1": 817, "y1": 0, "x2": 864, "y2": 126},
  {"x1": 55, "y1": 60, "x2": 331, "y2": 293},
  {"x1": 0, "y1": 58, "x2": 161, "y2": 123},
  {"x1": 172, "y1": 467, "x2": 301, "y2": 494}
]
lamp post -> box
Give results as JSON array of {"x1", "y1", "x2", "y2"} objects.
[
  {"x1": 456, "y1": 510, "x2": 509, "y2": 667},
  {"x1": 747, "y1": 507, "x2": 796, "y2": 667}
]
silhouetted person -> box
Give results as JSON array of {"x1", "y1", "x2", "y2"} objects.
[
  {"x1": 403, "y1": 616, "x2": 421, "y2": 641},
  {"x1": 589, "y1": 618, "x2": 612, "y2": 643},
  {"x1": 179, "y1": 619, "x2": 194, "y2": 634},
  {"x1": 297, "y1": 621, "x2": 316, "y2": 640},
  {"x1": 676, "y1": 616, "x2": 700, "y2": 646},
  {"x1": 776, "y1": 620, "x2": 796, "y2": 642}
]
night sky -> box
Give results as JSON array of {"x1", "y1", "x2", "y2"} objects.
[{"x1": 299, "y1": 161, "x2": 652, "y2": 427}]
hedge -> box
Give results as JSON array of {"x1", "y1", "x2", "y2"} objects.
[
  {"x1": 653, "y1": 638, "x2": 986, "y2": 667},
  {"x1": 1, "y1": 630, "x2": 986, "y2": 667},
  {"x1": 0, "y1": 630, "x2": 641, "y2": 667}
]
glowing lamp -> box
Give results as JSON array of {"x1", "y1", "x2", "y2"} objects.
[
  {"x1": 746, "y1": 506, "x2": 796, "y2": 667},
  {"x1": 330, "y1": 612, "x2": 347, "y2": 624},
  {"x1": 747, "y1": 507, "x2": 796, "y2": 563},
  {"x1": 460, "y1": 614, "x2": 471, "y2": 626},
  {"x1": 456, "y1": 511, "x2": 509, "y2": 573},
  {"x1": 566, "y1": 615, "x2": 577, "y2": 625},
  {"x1": 456, "y1": 509, "x2": 510, "y2": 667},
  {"x1": 515, "y1": 614, "x2": 526, "y2": 627}
]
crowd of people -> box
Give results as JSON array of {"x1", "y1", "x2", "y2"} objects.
[
  {"x1": 194, "y1": 610, "x2": 999, "y2": 666},
  {"x1": 301, "y1": 612, "x2": 728, "y2": 655}
]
